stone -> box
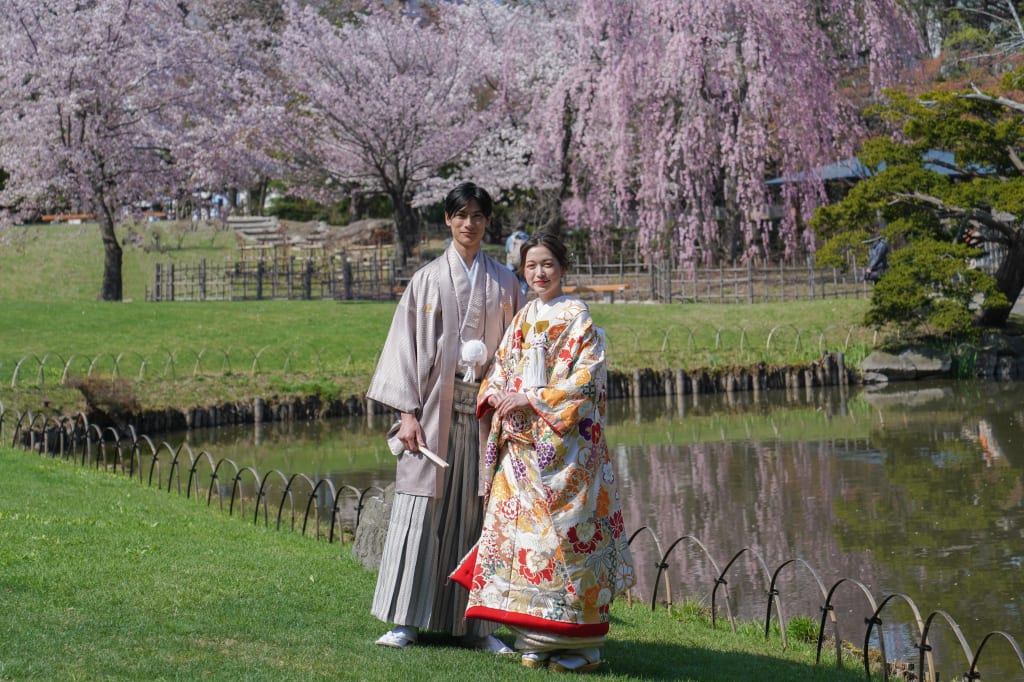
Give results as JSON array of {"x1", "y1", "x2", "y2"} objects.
[
  {"x1": 860, "y1": 348, "x2": 952, "y2": 381},
  {"x1": 351, "y1": 483, "x2": 394, "y2": 571},
  {"x1": 862, "y1": 371, "x2": 889, "y2": 385},
  {"x1": 996, "y1": 356, "x2": 1018, "y2": 381},
  {"x1": 974, "y1": 351, "x2": 998, "y2": 379},
  {"x1": 862, "y1": 385, "x2": 952, "y2": 409}
]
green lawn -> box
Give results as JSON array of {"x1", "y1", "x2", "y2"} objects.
[
  {"x1": 0, "y1": 448, "x2": 880, "y2": 681},
  {"x1": 1, "y1": 221, "x2": 878, "y2": 415}
]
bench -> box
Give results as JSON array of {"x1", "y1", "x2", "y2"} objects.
[
  {"x1": 41, "y1": 213, "x2": 95, "y2": 224},
  {"x1": 563, "y1": 283, "x2": 630, "y2": 303}
]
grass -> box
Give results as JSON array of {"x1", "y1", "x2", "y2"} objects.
[
  {"x1": 0, "y1": 298, "x2": 875, "y2": 415},
  {"x1": 0, "y1": 447, "x2": 881, "y2": 681},
  {"x1": 0, "y1": 221, "x2": 880, "y2": 415},
  {"x1": 0, "y1": 221, "x2": 239, "y2": 303}
]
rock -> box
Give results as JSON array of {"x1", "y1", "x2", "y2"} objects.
[
  {"x1": 862, "y1": 386, "x2": 952, "y2": 409},
  {"x1": 352, "y1": 483, "x2": 394, "y2": 571},
  {"x1": 974, "y1": 351, "x2": 998, "y2": 379},
  {"x1": 860, "y1": 348, "x2": 952, "y2": 381},
  {"x1": 862, "y1": 371, "x2": 889, "y2": 385},
  {"x1": 996, "y1": 356, "x2": 1018, "y2": 381}
]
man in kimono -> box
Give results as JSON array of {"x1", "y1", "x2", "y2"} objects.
[{"x1": 366, "y1": 182, "x2": 525, "y2": 651}]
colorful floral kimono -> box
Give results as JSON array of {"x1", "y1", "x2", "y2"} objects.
[{"x1": 451, "y1": 296, "x2": 635, "y2": 640}]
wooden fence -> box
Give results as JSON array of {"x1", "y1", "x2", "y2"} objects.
[
  {"x1": 147, "y1": 254, "x2": 397, "y2": 302},
  {"x1": 565, "y1": 257, "x2": 871, "y2": 303},
  {"x1": 150, "y1": 254, "x2": 871, "y2": 303}
]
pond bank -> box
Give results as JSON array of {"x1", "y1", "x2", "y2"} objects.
[
  {"x1": 19, "y1": 352, "x2": 853, "y2": 436},
  {"x1": 12, "y1": 331, "x2": 1024, "y2": 437}
]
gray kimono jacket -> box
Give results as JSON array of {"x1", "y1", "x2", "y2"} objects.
[{"x1": 366, "y1": 245, "x2": 524, "y2": 497}]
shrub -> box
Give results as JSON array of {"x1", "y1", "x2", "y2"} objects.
[
  {"x1": 64, "y1": 375, "x2": 141, "y2": 425},
  {"x1": 866, "y1": 238, "x2": 1010, "y2": 337}
]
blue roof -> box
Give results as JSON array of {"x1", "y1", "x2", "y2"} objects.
[{"x1": 766, "y1": 150, "x2": 967, "y2": 185}]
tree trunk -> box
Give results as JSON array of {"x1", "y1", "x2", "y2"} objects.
[
  {"x1": 978, "y1": 233, "x2": 1024, "y2": 325},
  {"x1": 98, "y1": 211, "x2": 123, "y2": 301},
  {"x1": 249, "y1": 179, "x2": 269, "y2": 216},
  {"x1": 390, "y1": 191, "x2": 420, "y2": 265}
]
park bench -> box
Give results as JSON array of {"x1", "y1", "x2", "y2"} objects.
[
  {"x1": 41, "y1": 213, "x2": 95, "y2": 224},
  {"x1": 563, "y1": 283, "x2": 630, "y2": 303}
]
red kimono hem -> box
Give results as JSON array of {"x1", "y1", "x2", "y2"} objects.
[
  {"x1": 451, "y1": 548, "x2": 610, "y2": 637},
  {"x1": 465, "y1": 606, "x2": 610, "y2": 637}
]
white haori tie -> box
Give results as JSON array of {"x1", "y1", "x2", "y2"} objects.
[
  {"x1": 460, "y1": 339, "x2": 487, "y2": 383},
  {"x1": 523, "y1": 298, "x2": 562, "y2": 390},
  {"x1": 523, "y1": 331, "x2": 548, "y2": 390}
]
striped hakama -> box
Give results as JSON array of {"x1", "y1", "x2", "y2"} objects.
[{"x1": 370, "y1": 380, "x2": 493, "y2": 638}]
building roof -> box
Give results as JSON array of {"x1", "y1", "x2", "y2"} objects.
[{"x1": 766, "y1": 150, "x2": 968, "y2": 185}]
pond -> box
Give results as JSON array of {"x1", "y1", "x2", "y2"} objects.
[{"x1": 160, "y1": 380, "x2": 1024, "y2": 680}]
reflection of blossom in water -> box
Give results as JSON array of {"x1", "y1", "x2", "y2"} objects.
[{"x1": 616, "y1": 436, "x2": 887, "y2": 659}]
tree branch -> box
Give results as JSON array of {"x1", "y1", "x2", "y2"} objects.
[
  {"x1": 961, "y1": 84, "x2": 1024, "y2": 115},
  {"x1": 1008, "y1": 146, "x2": 1024, "y2": 173},
  {"x1": 891, "y1": 191, "x2": 1018, "y2": 242}
]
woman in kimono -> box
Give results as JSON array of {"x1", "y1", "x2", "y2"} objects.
[{"x1": 451, "y1": 232, "x2": 635, "y2": 672}]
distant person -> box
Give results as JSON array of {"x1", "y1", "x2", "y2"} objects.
[
  {"x1": 865, "y1": 236, "x2": 889, "y2": 284},
  {"x1": 505, "y1": 229, "x2": 529, "y2": 270},
  {"x1": 366, "y1": 182, "x2": 525, "y2": 652},
  {"x1": 505, "y1": 229, "x2": 530, "y2": 297},
  {"x1": 452, "y1": 231, "x2": 635, "y2": 673}
]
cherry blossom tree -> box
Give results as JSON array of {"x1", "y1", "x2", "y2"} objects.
[
  {"x1": 525, "y1": 0, "x2": 922, "y2": 265},
  {"x1": 413, "y1": 0, "x2": 579, "y2": 236},
  {"x1": 0, "y1": 0, "x2": 268, "y2": 300},
  {"x1": 277, "y1": 2, "x2": 518, "y2": 260}
]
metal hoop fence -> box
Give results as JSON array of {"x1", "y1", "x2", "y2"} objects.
[
  {"x1": 3, "y1": 408, "x2": 381, "y2": 544},
  {"x1": 3, "y1": 326, "x2": 877, "y2": 389},
  {"x1": 4, "y1": 345, "x2": 364, "y2": 388},
  {"x1": 626, "y1": 525, "x2": 1024, "y2": 682}
]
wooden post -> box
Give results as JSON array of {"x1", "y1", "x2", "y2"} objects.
[
  {"x1": 200, "y1": 259, "x2": 207, "y2": 301},
  {"x1": 154, "y1": 263, "x2": 162, "y2": 301},
  {"x1": 256, "y1": 261, "x2": 264, "y2": 300},
  {"x1": 779, "y1": 260, "x2": 785, "y2": 302},
  {"x1": 664, "y1": 256, "x2": 672, "y2": 303},
  {"x1": 343, "y1": 261, "x2": 354, "y2": 300},
  {"x1": 747, "y1": 260, "x2": 753, "y2": 304}
]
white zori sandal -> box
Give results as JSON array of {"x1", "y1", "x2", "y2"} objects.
[
  {"x1": 461, "y1": 634, "x2": 515, "y2": 654},
  {"x1": 548, "y1": 648, "x2": 601, "y2": 673},
  {"x1": 375, "y1": 626, "x2": 418, "y2": 648}
]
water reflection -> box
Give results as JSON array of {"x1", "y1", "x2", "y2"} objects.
[{"x1": 164, "y1": 380, "x2": 1024, "y2": 679}]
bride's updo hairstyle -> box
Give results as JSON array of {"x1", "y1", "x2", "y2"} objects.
[{"x1": 519, "y1": 231, "x2": 570, "y2": 273}]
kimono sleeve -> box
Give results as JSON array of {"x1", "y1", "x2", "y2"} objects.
[
  {"x1": 476, "y1": 311, "x2": 521, "y2": 418},
  {"x1": 366, "y1": 274, "x2": 440, "y2": 415}
]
